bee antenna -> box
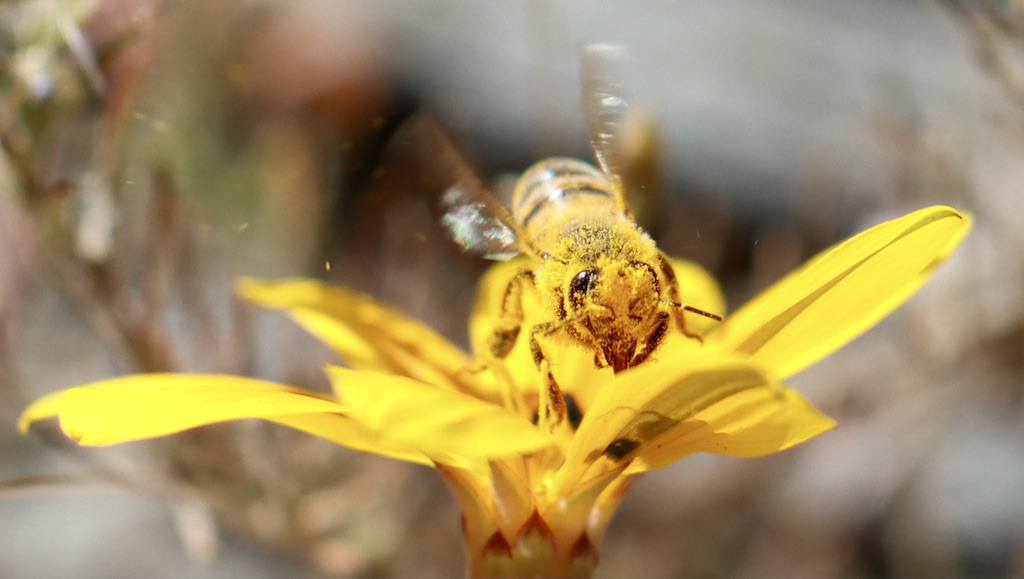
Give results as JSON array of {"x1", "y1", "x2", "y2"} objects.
[
  {"x1": 663, "y1": 298, "x2": 723, "y2": 322},
  {"x1": 683, "y1": 305, "x2": 723, "y2": 321}
]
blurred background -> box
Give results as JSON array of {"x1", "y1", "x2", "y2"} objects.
[{"x1": 0, "y1": 0, "x2": 1021, "y2": 577}]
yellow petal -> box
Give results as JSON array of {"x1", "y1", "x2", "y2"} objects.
[
  {"x1": 711, "y1": 206, "x2": 971, "y2": 379},
  {"x1": 25, "y1": 374, "x2": 345, "y2": 445},
  {"x1": 436, "y1": 464, "x2": 498, "y2": 560},
  {"x1": 17, "y1": 389, "x2": 64, "y2": 433},
  {"x1": 268, "y1": 413, "x2": 432, "y2": 466},
  {"x1": 237, "y1": 278, "x2": 476, "y2": 393},
  {"x1": 553, "y1": 350, "x2": 831, "y2": 493},
  {"x1": 626, "y1": 380, "x2": 835, "y2": 472},
  {"x1": 327, "y1": 366, "x2": 554, "y2": 464}
]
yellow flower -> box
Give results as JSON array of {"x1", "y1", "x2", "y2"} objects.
[{"x1": 19, "y1": 205, "x2": 970, "y2": 578}]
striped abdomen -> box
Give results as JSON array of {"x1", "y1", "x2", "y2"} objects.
[{"x1": 511, "y1": 158, "x2": 622, "y2": 240}]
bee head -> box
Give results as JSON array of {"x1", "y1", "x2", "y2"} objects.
[{"x1": 565, "y1": 260, "x2": 660, "y2": 322}]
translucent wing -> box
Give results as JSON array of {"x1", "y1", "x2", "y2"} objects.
[
  {"x1": 393, "y1": 116, "x2": 530, "y2": 261},
  {"x1": 440, "y1": 185, "x2": 521, "y2": 260},
  {"x1": 616, "y1": 110, "x2": 664, "y2": 234},
  {"x1": 580, "y1": 42, "x2": 631, "y2": 208}
]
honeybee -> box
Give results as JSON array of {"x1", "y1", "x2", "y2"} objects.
[{"x1": 405, "y1": 44, "x2": 721, "y2": 426}]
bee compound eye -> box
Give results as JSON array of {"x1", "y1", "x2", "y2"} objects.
[{"x1": 569, "y1": 269, "x2": 599, "y2": 308}]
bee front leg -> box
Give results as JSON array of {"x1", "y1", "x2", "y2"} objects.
[
  {"x1": 468, "y1": 268, "x2": 536, "y2": 415},
  {"x1": 630, "y1": 311, "x2": 670, "y2": 366},
  {"x1": 484, "y1": 268, "x2": 535, "y2": 361},
  {"x1": 528, "y1": 322, "x2": 568, "y2": 430},
  {"x1": 657, "y1": 252, "x2": 705, "y2": 343}
]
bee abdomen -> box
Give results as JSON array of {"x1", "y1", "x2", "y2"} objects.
[{"x1": 512, "y1": 158, "x2": 619, "y2": 236}]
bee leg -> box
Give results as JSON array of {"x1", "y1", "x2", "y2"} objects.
[
  {"x1": 528, "y1": 322, "x2": 568, "y2": 431},
  {"x1": 485, "y1": 268, "x2": 535, "y2": 360},
  {"x1": 470, "y1": 268, "x2": 535, "y2": 414},
  {"x1": 528, "y1": 321, "x2": 558, "y2": 367},
  {"x1": 630, "y1": 311, "x2": 670, "y2": 366},
  {"x1": 538, "y1": 361, "x2": 568, "y2": 431},
  {"x1": 657, "y1": 252, "x2": 705, "y2": 344}
]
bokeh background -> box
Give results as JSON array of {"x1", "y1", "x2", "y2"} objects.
[{"x1": 1, "y1": 1, "x2": 1021, "y2": 577}]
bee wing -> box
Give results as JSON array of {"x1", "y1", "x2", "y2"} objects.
[
  {"x1": 615, "y1": 109, "x2": 664, "y2": 235},
  {"x1": 439, "y1": 184, "x2": 522, "y2": 261},
  {"x1": 393, "y1": 116, "x2": 528, "y2": 261},
  {"x1": 580, "y1": 42, "x2": 631, "y2": 208}
]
